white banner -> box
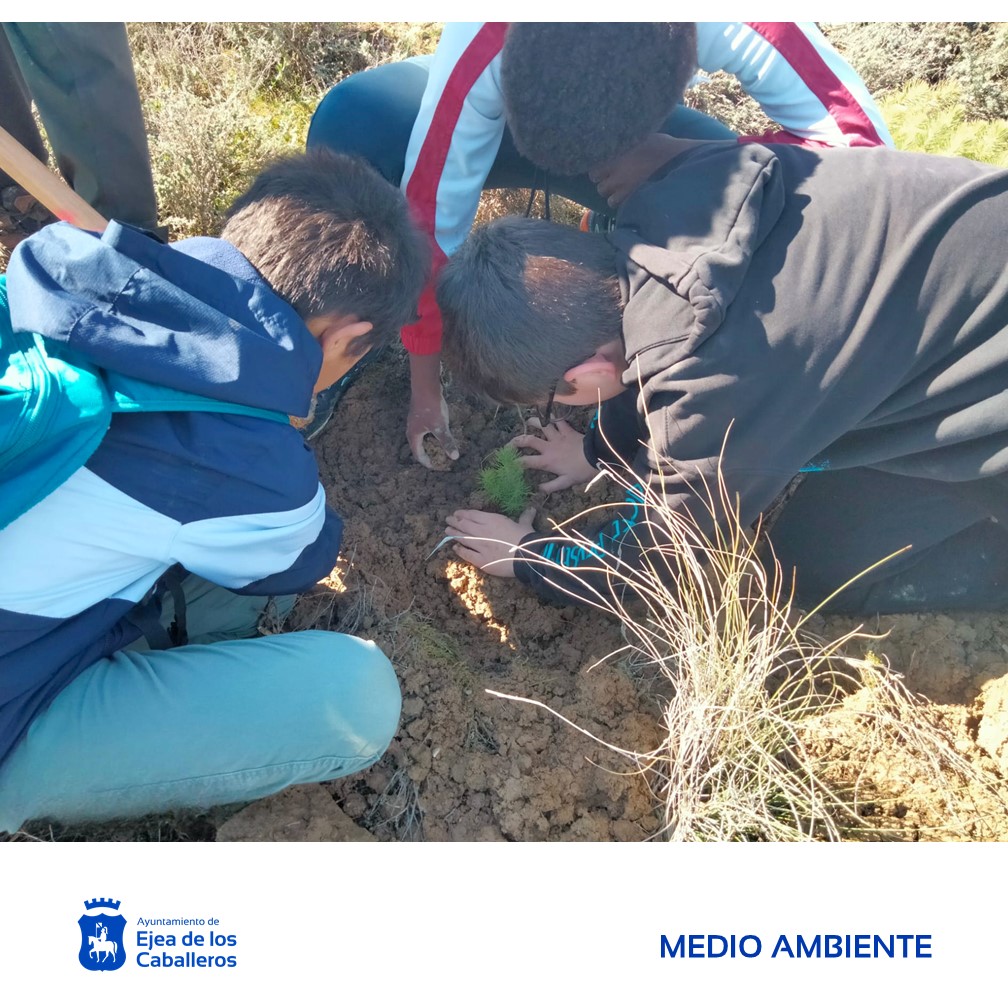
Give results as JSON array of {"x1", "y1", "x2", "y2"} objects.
[{"x1": 0, "y1": 842, "x2": 998, "y2": 1004}]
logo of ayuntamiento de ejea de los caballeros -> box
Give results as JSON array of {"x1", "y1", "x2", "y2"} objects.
[{"x1": 78, "y1": 897, "x2": 127, "y2": 971}]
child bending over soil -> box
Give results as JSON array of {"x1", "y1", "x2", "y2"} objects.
[
  {"x1": 439, "y1": 139, "x2": 1008, "y2": 616},
  {"x1": 307, "y1": 22, "x2": 889, "y2": 465},
  {"x1": 0, "y1": 150, "x2": 428, "y2": 833}
]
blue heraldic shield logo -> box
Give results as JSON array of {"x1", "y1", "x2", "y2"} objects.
[{"x1": 78, "y1": 898, "x2": 127, "y2": 971}]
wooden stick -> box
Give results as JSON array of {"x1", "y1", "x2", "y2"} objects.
[{"x1": 0, "y1": 124, "x2": 107, "y2": 233}]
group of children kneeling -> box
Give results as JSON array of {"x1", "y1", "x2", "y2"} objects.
[{"x1": 3, "y1": 23, "x2": 1008, "y2": 836}]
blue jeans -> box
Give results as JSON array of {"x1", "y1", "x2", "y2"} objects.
[
  {"x1": 0, "y1": 576, "x2": 401, "y2": 832},
  {"x1": 307, "y1": 55, "x2": 736, "y2": 214}
]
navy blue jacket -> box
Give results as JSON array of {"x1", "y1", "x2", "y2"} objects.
[{"x1": 0, "y1": 222, "x2": 342, "y2": 766}]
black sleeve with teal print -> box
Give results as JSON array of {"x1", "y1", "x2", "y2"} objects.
[
  {"x1": 513, "y1": 478, "x2": 655, "y2": 608},
  {"x1": 518, "y1": 390, "x2": 655, "y2": 607},
  {"x1": 582, "y1": 388, "x2": 641, "y2": 472}
]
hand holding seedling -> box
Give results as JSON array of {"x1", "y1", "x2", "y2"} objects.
[
  {"x1": 444, "y1": 506, "x2": 536, "y2": 578},
  {"x1": 510, "y1": 418, "x2": 598, "y2": 493}
]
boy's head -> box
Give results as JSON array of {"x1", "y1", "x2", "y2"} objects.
[
  {"x1": 222, "y1": 149, "x2": 429, "y2": 390},
  {"x1": 437, "y1": 217, "x2": 625, "y2": 412},
  {"x1": 501, "y1": 23, "x2": 698, "y2": 176}
]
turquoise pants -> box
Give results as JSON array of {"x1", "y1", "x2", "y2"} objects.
[{"x1": 0, "y1": 576, "x2": 401, "y2": 832}]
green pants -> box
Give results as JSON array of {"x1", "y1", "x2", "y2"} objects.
[
  {"x1": 0, "y1": 22, "x2": 159, "y2": 231},
  {"x1": 0, "y1": 576, "x2": 401, "y2": 832}
]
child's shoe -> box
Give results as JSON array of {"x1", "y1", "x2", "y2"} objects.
[
  {"x1": 579, "y1": 209, "x2": 616, "y2": 233},
  {"x1": 300, "y1": 346, "x2": 383, "y2": 442}
]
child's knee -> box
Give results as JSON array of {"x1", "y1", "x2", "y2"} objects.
[
  {"x1": 348, "y1": 637, "x2": 401, "y2": 757},
  {"x1": 299, "y1": 631, "x2": 402, "y2": 760}
]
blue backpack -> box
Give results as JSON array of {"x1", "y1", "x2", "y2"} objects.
[{"x1": 0, "y1": 274, "x2": 288, "y2": 530}]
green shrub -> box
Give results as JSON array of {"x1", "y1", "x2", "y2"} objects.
[
  {"x1": 129, "y1": 24, "x2": 292, "y2": 238},
  {"x1": 951, "y1": 23, "x2": 1008, "y2": 121},
  {"x1": 260, "y1": 22, "x2": 441, "y2": 97},
  {"x1": 823, "y1": 22, "x2": 977, "y2": 95},
  {"x1": 478, "y1": 445, "x2": 531, "y2": 518},
  {"x1": 126, "y1": 22, "x2": 441, "y2": 239},
  {"x1": 880, "y1": 80, "x2": 1008, "y2": 165},
  {"x1": 823, "y1": 22, "x2": 1008, "y2": 121}
]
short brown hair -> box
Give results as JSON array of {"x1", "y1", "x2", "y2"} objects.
[
  {"x1": 502, "y1": 23, "x2": 698, "y2": 175},
  {"x1": 221, "y1": 149, "x2": 429, "y2": 347},
  {"x1": 437, "y1": 217, "x2": 622, "y2": 405}
]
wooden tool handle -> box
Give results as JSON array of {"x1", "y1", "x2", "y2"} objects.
[{"x1": 0, "y1": 124, "x2": 107, "y2": 233}]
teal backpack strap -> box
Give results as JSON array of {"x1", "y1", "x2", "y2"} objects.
[
  {"x1": 1, "y1": 275, "x2": 113, "y2": 529},
  {"x1": 105, "y1": 372, "x2": 290, "y2": 424}
]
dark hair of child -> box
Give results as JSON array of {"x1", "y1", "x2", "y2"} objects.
[
  {"x1": 501, "y1": 22, "x2": 698, "y2": 175},
  {"x1": 222, "y1": 149, "x2": 430, "y2": 349},
  {"x1": 437, "y1": 216, "x2": 622, "y2": 406}
]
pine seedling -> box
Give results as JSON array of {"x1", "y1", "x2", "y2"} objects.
[{"x1": 478, "y1": 445, "x2": 531, "y2": 518}]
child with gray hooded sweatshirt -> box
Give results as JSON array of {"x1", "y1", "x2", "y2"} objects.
[{"x1": 439, "y1": 137, "x2": 1008, "y2": 615}]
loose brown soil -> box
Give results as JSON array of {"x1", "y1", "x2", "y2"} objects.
[{"x1": 218, "y1": 348, "x2": 1008, "y2": 842}]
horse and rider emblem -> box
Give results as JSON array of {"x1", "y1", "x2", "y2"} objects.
[{"x1": 78, "y1": 898, "x2": 127, "y2": 971}]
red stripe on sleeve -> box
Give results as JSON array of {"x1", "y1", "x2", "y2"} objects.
[
  {"x1": 402, "y1": 22, "x2": 508, "y2": 355},
  {"x1": 404, "y1": 21, "x2": 509, "y2": 232},
  {"x1": 746, "y1": 22, "x2": 885, "y2": 148}
]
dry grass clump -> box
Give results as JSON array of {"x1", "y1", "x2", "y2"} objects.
[
  {"x1": 488, "y1": 436, "x2": 1008, "y2": 841},
  {"x1": 126, "y1": 22, "x2": 440, "y2": 239},
  {"x1": 9, "y1": 808, "x2": 222, "y2": 842},
  {"x1": 129, "y1": 23, "x2": 294, "y2": 238},
  {"x1": 362, "y1": 765, "x2": 424, "y2": 841},
  {"x1": 797, "y1": 652, "x2": 1007, "y2": 840},
  {"x1": 262, "y1": 21, "x2": 441, "y2": 95},
  {"x1": 683, "y1": 72, "x2": 776, "y2": 139},
  {"x1": 475, "y1": 187, "x2": 583, "y2": 230}
]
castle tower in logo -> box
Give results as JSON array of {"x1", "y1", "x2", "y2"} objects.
[{"x1": 78, "y1": 897, "x2": 127, "y2": 971}]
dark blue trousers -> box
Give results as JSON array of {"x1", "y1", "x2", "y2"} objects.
[{"x1": 772, "y1": 469, "x2": 1008, "y2": 614}]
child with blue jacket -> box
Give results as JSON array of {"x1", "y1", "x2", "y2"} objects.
[{"x1": 0, "y1": 150, "x2": 429, "y2": 833}]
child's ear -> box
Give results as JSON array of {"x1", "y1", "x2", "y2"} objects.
[
  {"x1": 307, "y1": 315, "x2": 375, "y2": 394},
  {"x1": 315, "y1": 318, "x2": 373, "y2": 354},
  {"x1": 562, "y1": 351, "x2": 619, "y2": 389}
]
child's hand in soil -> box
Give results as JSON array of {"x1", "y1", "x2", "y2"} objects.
[
  {"x1": 407, "y1": 351, "x2": 460, "y2": 469},
  {"x1": 445, "y1": 507, "x2": 536, "y2": 578},
  {"x1": 509, "y1": 418, "x2": 597, "y2": 493}
]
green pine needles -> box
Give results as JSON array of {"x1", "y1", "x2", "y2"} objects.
[
  {"x1": 478, "y1": 445, "x2": 531, "y2": 518},
  {"x1": 880, "y1": 80, "x2": 1008, "y2": 166}
]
